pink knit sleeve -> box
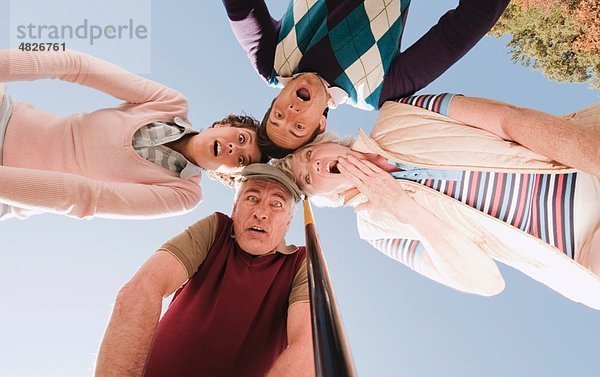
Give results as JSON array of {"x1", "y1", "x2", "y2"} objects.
[
  {"x1": 0, "y1": 49, "x2": 187, "y2": 111},
  {"x1": 0, "y1": 166, "x2": 202, "y2": 219}
]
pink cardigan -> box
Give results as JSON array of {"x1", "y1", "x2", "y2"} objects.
[{"x1": 0, "y1": 50, "x2": 202, "y2": 219}]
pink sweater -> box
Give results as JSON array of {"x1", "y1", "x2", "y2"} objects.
[{"x1": 0, "y1": 50, "x2": 202, "y2": 219}]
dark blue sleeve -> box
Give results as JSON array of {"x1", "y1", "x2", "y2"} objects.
[
  {"x1": 221, "y1": 0, "x2": 280, "y2": 81},
  {"x1": 378, "y1": 0, "x2": 510, "y2": 106}
]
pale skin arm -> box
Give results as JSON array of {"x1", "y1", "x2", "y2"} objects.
[
  {"x1": 448, "y1": 96, "x2": 600, "y2": 177},
  {"x1": 338, "y1": 155, "x2": 505, "y2": 296},
  {"x1": 0, "y1": 49, "x2": 186, "y2": 108},
  {"x1": 0, "y1": 166, "x2": 201, "y2": 219},
  {"x1": 95, "y1": 250, "x2": 188, "y2": 377},
  {"x1": 265, "y1": 302, "x2": 315, "y2": 377}
]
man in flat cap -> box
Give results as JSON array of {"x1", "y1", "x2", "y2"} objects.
[{"x1": 95, "y1": 164, "x2": 313, "y2": 377}]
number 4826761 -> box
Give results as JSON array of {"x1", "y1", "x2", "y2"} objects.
[{"x1": 18, "y1": 42, "x2": 66, "y2": 52}]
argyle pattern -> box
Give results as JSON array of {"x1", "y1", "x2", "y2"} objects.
[{"x1": 271, "y1": 0, "x2": 411, "y2": 110}]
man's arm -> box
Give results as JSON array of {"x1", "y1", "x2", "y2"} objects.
[
  {"x1": 379, "y1": 0, "x2": 510, "y2": 104},
  {"x1": 95, "y1": 250, "x2": 188, "y2": 377},
  {"x1": 448, "y1": 95, "x2": 600, "y2": 177},
  {"x1": 265, "y1": 302, "x2": 314, "y2": 377},
  {"x1": 221, "y1": 0, "x2": 279, "y2": 81}
]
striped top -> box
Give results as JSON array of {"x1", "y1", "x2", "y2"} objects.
[
  {"x1": 369, "y1": 94, "x2": 577, "y2": 274},
  {"x1": 133, "y1": 121, "x2": 201, "y2": 179},
  {"x1": 397, "y1": 92, "x2": 455, "y2": 115}
]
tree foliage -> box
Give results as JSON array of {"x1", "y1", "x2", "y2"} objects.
[{"x1": 490, "y1": 0, "x2": 600, "y2": 88}]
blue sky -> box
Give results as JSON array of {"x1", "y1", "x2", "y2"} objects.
[{"x1": 1, "y1": 1, "x2": 599, "y2": 376}]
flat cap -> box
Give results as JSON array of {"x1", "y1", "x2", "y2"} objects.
[{"x1": 237, "y1": 163, "x2": 303, "y2": 201}]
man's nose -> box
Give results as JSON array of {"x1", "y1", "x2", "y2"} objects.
[
  {"x1": 288, "y1": 102, "x2": 301, "y2": 112},
  {"x1": 227, "y1": 143, "x2": 237, "y2": 154},
  {"x1": 253, "y1": 203, "x2": 269, "y2": 219}
]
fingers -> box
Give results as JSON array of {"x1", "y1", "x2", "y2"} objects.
[
  {"x1": 337, "y1": 157, "x2": 372, "y2": 187},
  {"x1": 337, "y1": 158, "x2": 368, "y2": 190},
  {"x1": 339, "y1": 155, "x2": 380, "y2": 177},
  {"x1": 346, "y1": 155, "x2": 386, "y2": 175}
]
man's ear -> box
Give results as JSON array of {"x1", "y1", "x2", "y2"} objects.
[
  {"x1": 318, "y1": 116, "x2": 327, "y2": 133},
  {"x1": 284, "y1": 213, "x2": 293, "y2": 233},
  {"x1": 285, "y1": 202, "x2": 295, "y2": 230},
  {"x1": 231, "y1": 201, "x2": 238, "y2": 218}
]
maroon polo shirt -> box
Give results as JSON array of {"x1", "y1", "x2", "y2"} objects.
[{"x1": 143, "y1": 212, "x2": 306, "y2": 377}]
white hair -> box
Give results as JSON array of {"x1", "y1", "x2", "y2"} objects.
[
  {"x1": 271, "y1": 131, "x2": 355, "y2": 208},
  {"x1": 234, "y1": 178, "x2": 297, "y2": 214}
]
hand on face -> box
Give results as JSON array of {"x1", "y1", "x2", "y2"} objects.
[
  {"x1": 337, "y1": 155, "x2": 415, "y2": 217},
  {"x1": 266, "y1": 73, "x2": 330, "y2": 149},
  {"x1": 290, "y1": 143, "x2": 356, "y2": 197}
]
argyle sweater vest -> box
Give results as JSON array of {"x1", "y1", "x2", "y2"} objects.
[
  {"x1": 271, "y1": 0, "x2": 411, "y2": 110},
  {"x1": 143, "y1": 212, "x2": 307, "y2": 377}
]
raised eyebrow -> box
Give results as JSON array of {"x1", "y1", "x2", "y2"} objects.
[
  {"x1": 271, "y1": 191, "x2": 290, "y2": 203},
  {"x1": 242, "y1": 188, "x2": 261, "y2": 196},
  {"x1": 301, "y1": 166, "x2": 311, "y2": 186},
  {"x1": 289, "y1": 129, "x2": 302, "y2": 138},
  {"x1": 301, "y1": 151, "x2": 310, "y2": 182},
  {"x1": 268, "y1": 115, "x2": 282, "y2": 128}
]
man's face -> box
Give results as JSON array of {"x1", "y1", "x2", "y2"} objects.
[
  {"x1": 232, "y1": 179, "x2": 294, "y2": 256},
  {"x1": 192, "y1": 124, "x2": 262, "y2": 174},
  {"x1": 266, "y1": 73, "x2": 330, "y2": 149}
]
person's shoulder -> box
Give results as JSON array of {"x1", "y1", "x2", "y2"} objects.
[
  {"x1": 296, "y1": 246, "x2": 306, "y2": 257},
  {"x1": 213, "y1": 211, "x2": 232, "y2": 226},
  {"x1": 186, "y1": 212, "x2": 225, "y2": 235}
]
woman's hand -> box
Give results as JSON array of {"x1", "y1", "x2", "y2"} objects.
[
  {"x1": 337, "y1": 155, "x2": 416, "y2": 220},
  {"x1": 339, "y1": 156, "x2": 505, "y2": 296}
]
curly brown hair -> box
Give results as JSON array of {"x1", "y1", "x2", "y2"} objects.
[{"x1": 205, "y1": 114, "x2": 271, "y2": 187}]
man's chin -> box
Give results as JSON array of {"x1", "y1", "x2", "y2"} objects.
[{"x1": 237, "y1": 238, "x2": 275, "y2": 256}]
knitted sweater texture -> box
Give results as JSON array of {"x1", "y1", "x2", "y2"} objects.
[{"x1": 0, "y1": 50, "x2": 201, "y2": 219}]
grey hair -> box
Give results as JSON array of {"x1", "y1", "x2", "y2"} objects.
[
  {"x1": 271, "y1": 131, "x2": 355, "y2": 208},
  {"x1": 233, "y1": 178, "x2": 298, "y2": 214}
]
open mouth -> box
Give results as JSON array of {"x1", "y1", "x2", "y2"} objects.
[
  {"x1": 326, "y1": 159, "x2": 341, "y2": 174},
  {"x1": 296, "y1": 87, "x2": 311, "y2": 101},
  {"x1": 213, "y1": 141, "x2": 222, "y2": 157},
  {"x1": 249, "y1": 226, "x2": 266, "y2": 233}
]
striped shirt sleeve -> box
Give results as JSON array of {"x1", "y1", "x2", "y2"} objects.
[
  {"x1": 397, "y1": 93, "x2": 459, "y2": 116},
  {"x1": 368, "y1": 238, "x2": 426, "y2": 273}
]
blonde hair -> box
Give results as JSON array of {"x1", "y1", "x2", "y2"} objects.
[{"x1": 271, "y1": 131, "x2": 355, "y2": 207}]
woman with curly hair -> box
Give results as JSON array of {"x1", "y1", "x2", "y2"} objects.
[{"x1": 0, "y1": 49, "x2": 266, "y2": 220}]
